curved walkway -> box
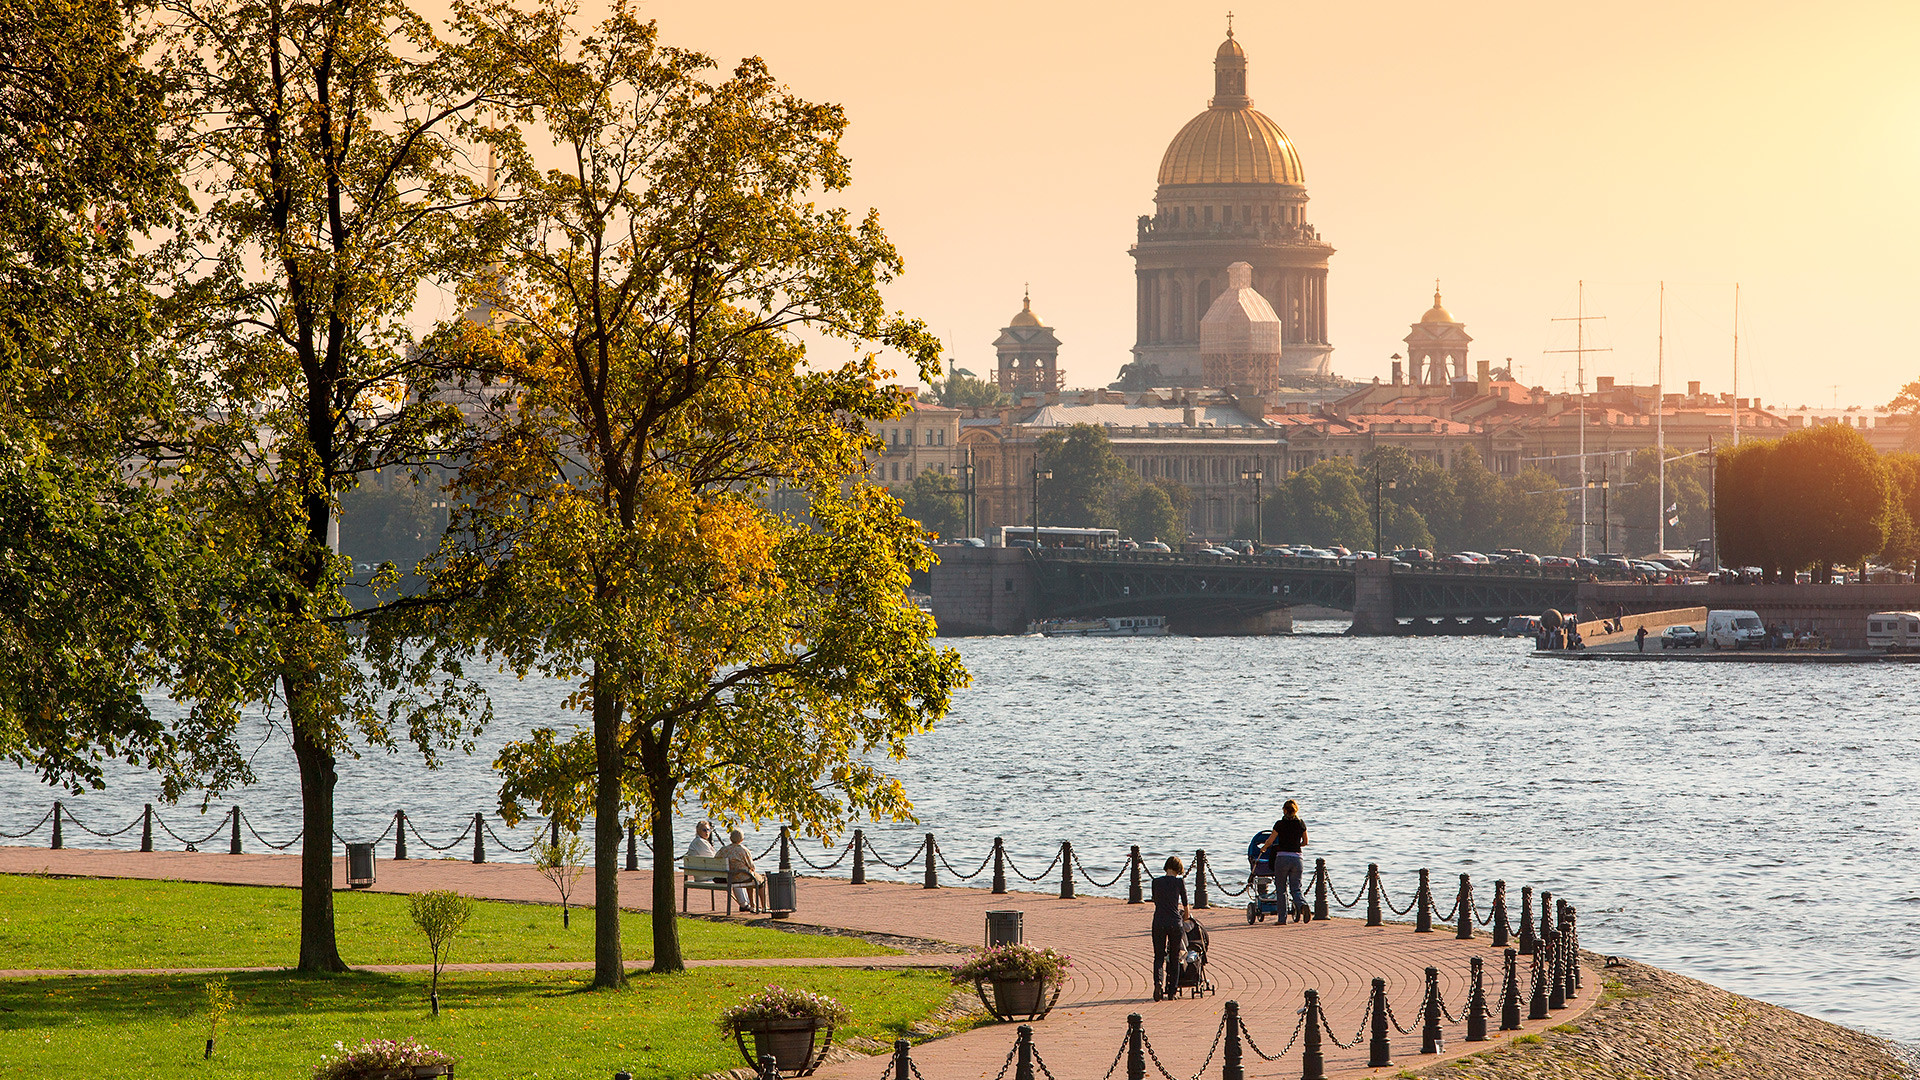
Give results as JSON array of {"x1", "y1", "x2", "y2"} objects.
[{"x1": 0, "y1": 847, "x2": 1597, "y2": 1078}]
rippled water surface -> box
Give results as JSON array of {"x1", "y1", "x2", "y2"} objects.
[{"x1": 4, "y1": 629, "x2": 1917, "y2": 1042}]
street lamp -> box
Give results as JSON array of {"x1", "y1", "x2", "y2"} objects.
[
  {"x1": 1030, "y1": 464, "x2": 1051, "y2": 545},
  {"x1": 1373, "y1": 465, "x2": 1397, "y2": 555},
  {"x1": 1585, "y1": 464, "x2": 1611, "y2": 555},
  {"x1": 1239, "y1": 468, "x2": 1264, "y2": 545}
]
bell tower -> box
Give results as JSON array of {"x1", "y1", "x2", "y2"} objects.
[{"x1": 993, "y1": 289, "x2": 1063, "y2": 393}]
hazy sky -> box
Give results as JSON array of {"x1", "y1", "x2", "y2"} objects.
[{"x1": 586, "y1": 1, "x2": 1920, "y2": 409}]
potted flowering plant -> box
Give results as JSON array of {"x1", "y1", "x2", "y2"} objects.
[
  {"x1": 950, "y1": 944, "x2": 1071, "y2": 1021},
  {"x1": 312, "y1": 1037, "x2": 457, "y2": 1080},
  {"x1": 716, "y1": 985, "x2": 851, "y2": 1076}
]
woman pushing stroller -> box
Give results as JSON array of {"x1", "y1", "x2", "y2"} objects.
[{"x1": 1259, "y1": 800, "x2": 1311, "y2": 922}]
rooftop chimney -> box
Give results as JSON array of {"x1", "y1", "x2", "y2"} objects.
[
  {"x1": 1183, "y1": 405, "x2": 1197, "y2": 426},
  {"x1": 1476, "y1": 359, "x2": 1491, "y2": 395},
  {"x1": 1687, "y1": 380, "x2": 1701, "y2": 397},
  {"x1": 1595, "y1": 376, "x2": 1614, "y2": 392},
  {"x1": 1392, "y1": 359, "x2": 1404, "y2": 385}
]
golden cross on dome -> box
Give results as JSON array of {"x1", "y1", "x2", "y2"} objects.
[{"x1": 1226, "y1": 11, "x2": 1234, "y2": 36}]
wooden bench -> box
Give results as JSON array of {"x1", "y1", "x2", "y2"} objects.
[{"x1": 683, "y1": 854, "x2": 764, "y2": 916}]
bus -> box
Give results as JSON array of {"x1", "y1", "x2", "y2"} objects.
[{"x1": 996, "y1": 526, "x2": 1121, "y2": 550}]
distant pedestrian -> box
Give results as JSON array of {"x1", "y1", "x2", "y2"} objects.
[
  {"x1": 1260, "y1": 800, "x2": 1311, "y2": 922},
  {"x1": 1635, "y1": 625, "x2": 1648, "y2": 652},
  {"x1": 1150, "y1": 855, "x2": 1189, "y2": 1001}
]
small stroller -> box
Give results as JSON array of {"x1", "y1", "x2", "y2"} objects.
[
  {"x1": 1245, "y1": 831, "x2": 1285, "y2": 923},
  {"x1": 1173, "y1": 917, "x2": 1214, "y2": 998}
]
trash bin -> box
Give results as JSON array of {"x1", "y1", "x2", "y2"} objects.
[
  {"x1": 765, "y1": 870, "x2": 797, "y2": 918},
  {"x1": 345, "y1": 842, "x2": 376, "y2": 889},
  {"x1": 985, "y1": 909, "x2": 1023, "y2": 948}
]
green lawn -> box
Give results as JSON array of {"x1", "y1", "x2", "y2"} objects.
[
  {"x1": 0, "y1": 876, "x2": 890, "y2": 970},
  {"x1": 0, "y1": 967, "x2": 950, "y2": 1080}
]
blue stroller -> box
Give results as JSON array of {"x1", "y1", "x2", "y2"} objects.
[{"x1": 1244, "y1": 830, "x2": 1289, "y2": 923}]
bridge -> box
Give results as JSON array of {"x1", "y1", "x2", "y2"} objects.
[{"x1": 928, "y1": 546, "x2": 1622, "y2": 636}]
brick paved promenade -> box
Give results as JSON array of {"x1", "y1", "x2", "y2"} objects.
[{"x1": 0, "y1": 846, "x2": 1597, "y2": 1078}]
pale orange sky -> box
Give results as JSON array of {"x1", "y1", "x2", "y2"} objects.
[{"x1": 509, "y1": 0, "x2": 1920, "y2": 409}]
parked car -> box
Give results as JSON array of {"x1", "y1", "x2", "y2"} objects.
[
  {"x1": 1541, "y1": 555, "x2": 1577, "y2": 568},
  {"x1": 1390, "y1": 548, "x2": 1434, "y2": 562},
  {"x1": 1660, "y1": 624, "x2": 1703, "y2": 649},
  {"x1": 1138, "y1": 541, "x2": 1172, "y2": 552}
]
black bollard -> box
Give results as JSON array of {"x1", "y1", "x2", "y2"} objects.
[
  {"x1": 1222, "y1": 1000, "x2": 1244, "y2": 1080},
  {"x1": 140, "y1": 804, "x2": 153, "y2": 853},
  {"x1": 1455, "y1": 874, "x2": 1474, "y2": 939},
  {"x1": 1529, "y1": 935, "x2": 1551, "y2": 1018},
  {"x1": 1566, "y1": 905, "x2": 1582, "y2": 992},
  {"x1": 1300, "y1": 989, "x2": 1326, "y2": 1080},
  {"x1": 1193, "y1": 849, "x2": 1209, "y2": 909},
  {"x1": 992, "y1": 837, "x2": 1007, "y2": 895},
  {"x1": 1517, "y1": 886, "x2": 1536, "y2": 955},
  {"x1": 229, "y1": 807, "x2": 241, "y2": 854},
  {"x1": 1466, "y1": 956, "x2": 1489, "y2": 1042},
  {"x1": 779, "y1": 825, "x2": 791, "y2": 873},
  {"x1": 1547, "y1": 929, "x2": 1566, "y2": 1010},
  {"x1": 1414, "y1": 868, "x2": 1432, "y2": 933},
  {"x1": 758, "y1": 1054, "x2": 778, "y2": 1080},
  {"x1": 395, "y1": 811, "x2": 408, "y2": 860},
  {"x1": 625, "y1": 819, "x2": 637, "y2": 871},
  {"x1": 1538, "y1": 890, "x2": 1554, "y2": 947},
  {"x1": 1420, "y1": 967, "x2": 1444, "y2": 1054},
  {"x1": 1127, "y1": 844, "x2": 1143, "y2": 904},
  {"x1": 852, "y1": 829, "x2": 866, "y2": 885},
  {"x1": 1365, "y1": 863, "x2": 1383, "y2": 927},
  {"x1": 1015, "y1": 1025, "x2": 1034, "y2": 1080},
  {"x1": 1490, "y1": 880, "x2": 1509, "y2": 948},
  {"x1": 1367, "y1": 977, "x2": 1393, "y2": 1068},
  {"x1": 51, "y1": 801, "x2": 61, "y2": 850},
  {"x1": 1059, "y1": 841, "x2": 1075, "y2": 900},
  {"x1": 1500, "y1": 948, "x2": 1523, "y2": 1030},
  {"x1": 473, "y1": 812, "x2": 486, "y2": 864},
  {"x1": 1313, "y1": 857, "x2": 1330, "y2": 922},
  {"x1": 923, "y1": 832, "x2": 937, "y2": 889},
  {"x1": 893, "y1": 1038, "x2": 911, "y2": 1080},
  {"x1": 1126, "y1": 1013, "x2": 1146, "y2": 1080}
]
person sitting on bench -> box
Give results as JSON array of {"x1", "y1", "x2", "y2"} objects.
[{"x1": 714, "y1": 828, "x2": 765, "y2": 914}]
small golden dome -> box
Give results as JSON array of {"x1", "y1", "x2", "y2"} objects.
[
  {"x1": 1157, "y1": 107, "x2": 1303, "y2": 186},
  {"x1": 1420, "y1": 289, "x2": 1455, "y2": 324},
  {"x1": 1009, "y1": 288, "x2": 1043, "y2": 327},
  {"x1": 1217, "y1": 35, "x2": 1244, "y2": 58}
]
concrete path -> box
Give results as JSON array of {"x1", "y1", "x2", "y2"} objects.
[{"x1": 0, "y1": 846, "x2": 1598, "y2": 1079}]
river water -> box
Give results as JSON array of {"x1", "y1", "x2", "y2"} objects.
[{"x1": 3, "y1": 628, "x2": 1916, "y2": 1044}]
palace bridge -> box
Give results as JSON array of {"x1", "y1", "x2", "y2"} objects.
[{"x1": 927, "y1": 547, "x2": 1629, "y2": 636}]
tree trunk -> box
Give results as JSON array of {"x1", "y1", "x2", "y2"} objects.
[
  {"x1": 288, "y1": 676, "x2": 347, "y2": 973},
  {"x1": 591, "y1": 667, "x2": 625, "y2": 988},
  {"x1": 649, "y1": 778, "x2": 684, "y2": 973}
]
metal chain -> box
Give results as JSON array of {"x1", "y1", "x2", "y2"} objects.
[
  {"x1": 1382, "y1": 992, "x2": 1419, "y2": 1036},
  {"x1": 1318, "y1": 999, "x2": 1368, "y2": 1050},
  {"x1": 1099, "y1": 1027, "x2": 1131, "y2": 1080},
  {"x1": 1324, "y1": 870, "x2": 1359, "y2": 908},
  {"x1": 1142, "y1": 1012, "x2": 1225, "y2": 1080},
  {"x1": 907, "y1": 1060, "x2": 928, "y2": 1080},
  {"x1": 1203, "y1": 863, "x2": 1251, "y2": 897},
  {"x1": 874, "y1": 1055, "x2": 897, "y2": 1080},
  {"x1": 792, "y1": 839, "x2": 854, "y2": 871},
  {"x1": 1074, "y1": 850, "x2": 1129, "y2": 889},
  {"x1": 1380, "y1": 880, "x2": 1416, "y2": 916},
  {"x1": 935, "y1": 839, "x2": 994, "y2": 881},
  {"x1": 64, "y1": 809, "x2": 142, "y2": 838},
  {"x1": 1240, "y1": 1007, "x2": 1306, "y2": 1061},
  {"x1": 239, "y1": 811, "x2": 301, "y2": 851},
  {"x1": 984, "y1": 1035, "x2": 1020, "y2": 1080},
  {"x1": 406, "y1": 815, "x2": 474, "y2": 852},
  {"x1": 1002, "y1": 846, "x2": 1063, "y2": 883},
  {"x1": 0, "y1": 807, "x2": 54, "y2": 839},
  {"x1": 864, "y1": 837, "x2": 928, "y2": 870},
  {"x1": 1029, "y1": 1042, "x2": 1059, "y2": 1080},
  {"x1": 1477, "y1": 893, "x2": 1498, "y2": 926},
  {"x1": 1438, "y1": 892, "x2": 1461, "y2": 921},
  {"x1": 483, "y1": 819, "x2": 542, "y2": 853},
  {"x1": 1438, "y1": 983, "x2": 1464, "y2": 1025},
  {"x1": 151, "y1": 810, "x2": 229, "y2": 848}
]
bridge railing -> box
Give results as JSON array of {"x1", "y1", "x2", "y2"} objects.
[{"x1": 1032, "y1": 548, "x2": 1635, "y2": 583}]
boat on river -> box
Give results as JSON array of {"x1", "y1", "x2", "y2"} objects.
[{"x1": 1027, "y1": 615, "x2": 1168, "y2": 637}]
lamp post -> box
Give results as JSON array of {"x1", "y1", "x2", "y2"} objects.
[
  {"x1": 1586, "y1": 463, "x2": 1611, "y2": 555},
  {"x1": 1373, "y1": 464, "x2": 1397, "y2": 555},
  {"x1": 1030, "y1": 463, "x2": 1051, "y2": 545},
  {"x1": 956, "y1": 449, "x2": 977, "y2": 539},
  {"x1": 1240, "y1": 468, "x2": 1264, "y2": 545}
]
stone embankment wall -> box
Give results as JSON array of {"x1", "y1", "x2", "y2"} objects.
[
  {"x1": 927, "y1": 546, "x2": 1039, "y2": 636},
  {"x1": 1582, "y1": 583, "x2": 1920, "y2": 649},
  {"x1": 1409, "y1": 954, "x2": 1916, "y2": 1080}
]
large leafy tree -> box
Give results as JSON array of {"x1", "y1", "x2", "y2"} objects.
[
  {"x1": 1264, "y1": 459, "x2": 1372, "y2": 549},
  {"x1": 439, "y1": 1, "x2": 966, "y2": 986},
  {"x1": 900, "y1": 468, "x2": 966, "y2": 538},
  {"x1": 1879, "y1": 453, "x2": 1920, "y2": 573},
  {"x1": 1768, "y1": 425, "x2": 1890, "y2": 581},
  {"x1": 1714, "y1": 439, "x2": 1777, "y2": 577},
  {"x1": 1618, "y1": 447, "x2": 1711, "y2": 555},
  {"x1": 921, "y1": 374, "x2": 1006, "y2": 410},
  {"x1": 1119, "y1": 483, "x2": 1182, "y2": 545},
  {"x1": 151, "y1": 0, "x2": 509, "y2": 972},
  {"x1": 1035, "y1": 423, "x2": 1132, "y2": 530}
]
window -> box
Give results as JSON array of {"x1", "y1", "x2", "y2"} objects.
[
  {"x1": 1203, "y1": 206, "x2": 1213, "y2": 224},
  {"x1": 982, "y1": 459, "x2": 993, "y2": 482},
  {"x1": 890, "y1": 462, "x2": 899, "y2": 481},
  {"x1": 936, "y1": 430, "x2": 945, "y2": 446},
  {"x1": 925, "y1": 429, "x2": 934, "y2": 446}
]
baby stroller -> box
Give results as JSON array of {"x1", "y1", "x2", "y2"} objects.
[
  {"x1": 1173, "y1": 917, "x2": 1213, "y2": 998},
  {"x1": 1245, "y1": 830, "x2": 1285, "y2": 923}
]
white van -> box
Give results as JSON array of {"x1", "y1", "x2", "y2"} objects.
[
  {"x1": 1867, "y1": 611, "x2": 1920, "y2": 651},
  {"x1": 1706, "y1": 609, "x2": 1766, "y2": 650}
]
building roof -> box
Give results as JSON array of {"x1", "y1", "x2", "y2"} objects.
[
  {"x1": 1025, "y1": 400, "x2": 1266, "y2": 429},
  {"x1": 1008, "y1": 288, "x2": 1044, "y2": 328},
  {"x1": 1419, "y1": 289, "x2": 1456, "y2": 325},
  {"x1": 1157, "y1": 36, "x2": 1303, "y2": 186}
]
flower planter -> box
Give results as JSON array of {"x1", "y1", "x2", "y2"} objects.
[
  {"x1": 348, "y1": 1068, "x2": 452, "y2": 1080},
  {"x1": 733, "y1": 1017, "x2": 833, "y2": 1076},
  {"x1": 975, "y1": 976, "x2": 1059, "y2": 1022}
]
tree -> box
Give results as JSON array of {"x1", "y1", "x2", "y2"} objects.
[
  {"x1": 922, "y1": 374, "x2": 1006, "y2": 410},
  {"x1": 532, "y1": 830, "x2": 587, "y2": 928},
  {"x1": 1879, "y1": 453, "x2": 1920, "y2": 573},
  {"x1": 408, "y1": 889, "x2": 472, "y2": 1016},
  {"x1": 1715, "y1": 439, "x2": 1778, "y2": 577},
  {"x1": 1264, "y1": 460, "x2": 1371, "y2": 549},
  {"x1": 152, "y1": 0, "x2": 508, "y2": 971},
  {"x1": 438, "y1": 2, "x2": 966, "y2": 986},
  {"x1": 1768, "y1": 425, "x2": 1890, "y2": 581},
  {"x1": 900, "y1": 468, "x2": 966, "y2": 538},
  {"x1": 1618, "y1": 448, "x2": 1710, "y2": 555},
  {"x1": 1503, "y1": 466, "x2": 1572, "y2": 555},
  {"x1": 338, "y1": 469, "x2": 449, "y2": 577},
  {"x1": 1035, "y1": 424, "x2": 1131, "y2": 530},
  {"x1": 1119, "y1": 483, "x2": 1182, "y2": 544}
]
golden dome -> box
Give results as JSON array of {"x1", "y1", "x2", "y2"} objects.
[
  {"x1": 1009, "y1": 288, "x2": 1043, "y2": 327},
  {"x1": 1156, "y1": 34, "x2": 1304, "y2": 187},
  {"x1": 1158, "y1": 108, "x2": 1304, "y2": 186},
  {"x1": 1420, "y1": 289, "x2": 1455, "y2": 324}
]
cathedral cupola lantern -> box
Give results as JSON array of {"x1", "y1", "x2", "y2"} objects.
[
  {"x1": 1404, "y1": 285, "x2": 1472, "y2": 387},
  {"x1": 992, "y1": 288, "x2": 1064, "y2": 393}
]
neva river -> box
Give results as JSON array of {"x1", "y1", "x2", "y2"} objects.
[{"x1": 4, "y1": 628, "x2": 1917, "y2": 1044}]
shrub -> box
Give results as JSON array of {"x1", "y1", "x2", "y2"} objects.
[
  {"x1": 313, "y1": 1037, "x2": 456, "y2": 1080},
  {"x1": 408, "y1": 890, "x2": 473, "y2": 1015},
  {"x1": 949, "y1": 944, "x2": 1072, "y2": 985},
  {"x1": 716, "y1": 985, "x2": 852, "y2": 1032}
]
